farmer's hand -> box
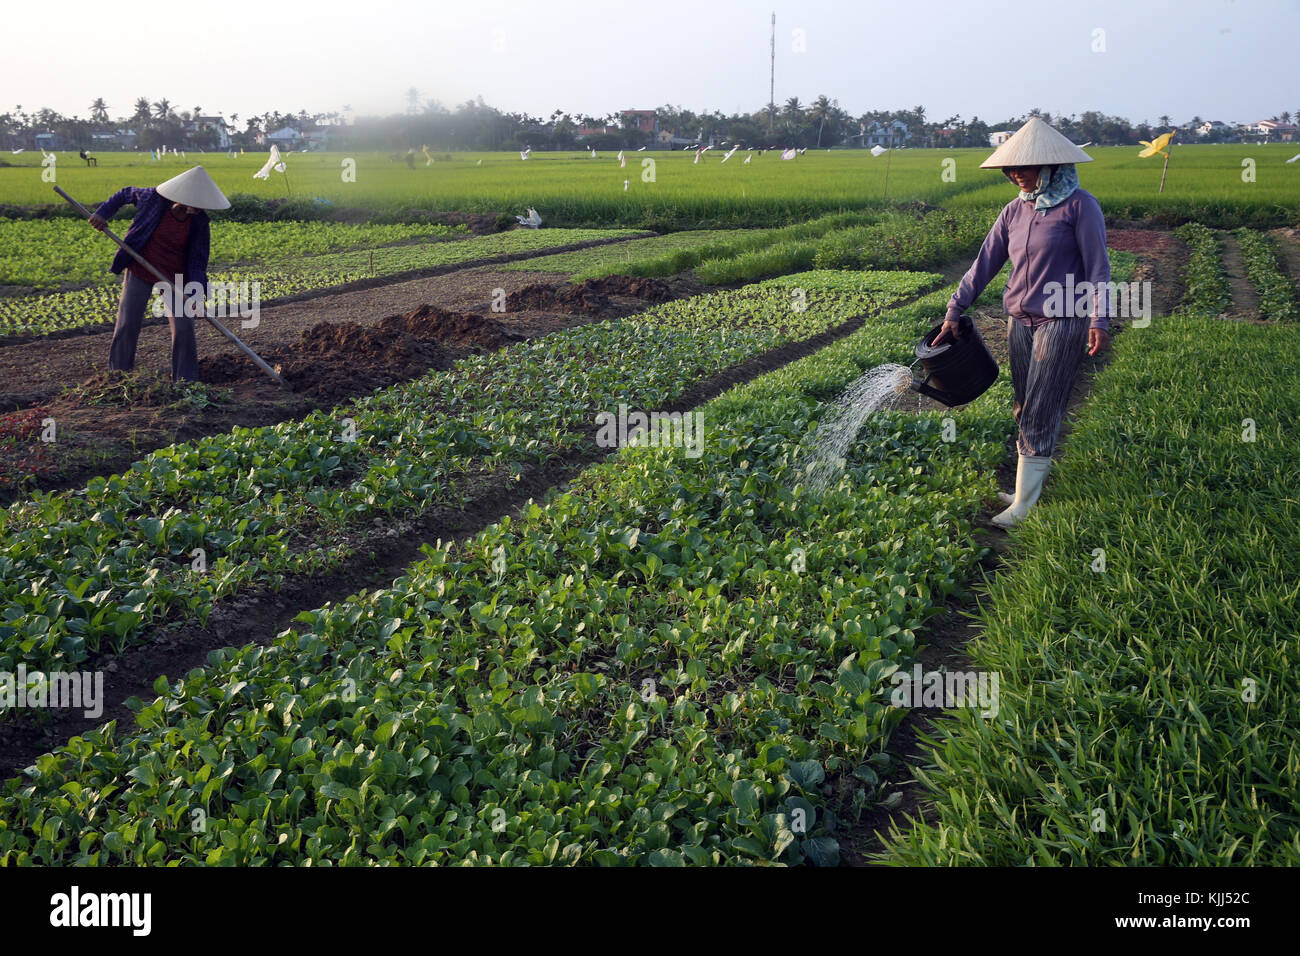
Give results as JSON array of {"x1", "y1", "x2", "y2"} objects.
[
  {"x1": 933, "y1": 318, "x2": 961, "y2": 345},
  {"x1": 88, "y1": 214, "x2": 107, "y2": 231},
  {"x1": 1088, "y1": 327, "x2": 1109, "y2": 356}
]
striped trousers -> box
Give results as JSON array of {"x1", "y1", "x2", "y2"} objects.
[{"x1": 1007, "y1": 316, "x2": 1089, "y2": 458}]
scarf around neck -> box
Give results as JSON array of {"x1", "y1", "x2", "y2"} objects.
[{"x1": 1019, "y1": 163, "x2": 1079, "y2": 212}]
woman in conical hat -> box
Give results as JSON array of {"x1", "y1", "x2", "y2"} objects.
[
  {"x1": 934, "y1": 117, "x2": 1110, "y2": 529},
  {"x1": 88, "y1": 166, "x2": 230, "y2": 382}
]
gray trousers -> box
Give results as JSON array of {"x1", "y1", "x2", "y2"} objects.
[
  {"x1": 109, "y1": 273, "x2": 200, "y2": 382},
  {"x1": 1007, "y1": 316, "x2": 1089, "y2": 458}
]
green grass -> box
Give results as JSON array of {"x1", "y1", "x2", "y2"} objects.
[
  {"x1": 5, "y1": 145, "x2": 1296, "y2": 229},
  {"x1": 880, "y1": 317, "x2": 1300, "y2": 865},
  {"x1": 697, "y1": 208, "x2": 993, "y2": 284}
]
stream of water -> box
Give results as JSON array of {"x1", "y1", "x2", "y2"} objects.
[{"x1": 800, "y1": 363, "x2": 912, "y2": 494}]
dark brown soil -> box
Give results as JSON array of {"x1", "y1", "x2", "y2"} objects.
[
  {"x1": 507, "y1": 274, "x2": 677, "y2": 314},
  {"x1": 0, "y1": 263, "x2": 701, "y2": 503},
  {"x1": 1219, "y1": 231, "x2": 1260, "y2": 318},
  {"x1": 0, "y1": 231, "x2": 653, "y2": 348}
]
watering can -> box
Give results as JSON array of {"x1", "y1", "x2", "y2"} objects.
[{"x1": 909, "y1": 313, "x2": 999, "y2": 407}]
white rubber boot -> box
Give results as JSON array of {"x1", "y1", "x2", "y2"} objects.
[{"x1": 992, "y1": 455, "x2": 1052, "y2": 528}]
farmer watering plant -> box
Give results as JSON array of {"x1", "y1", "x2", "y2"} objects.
[
  {"x1": 933, "y1": 117, "x2": 1110, "y2": 529},
  {"x1": 87, "y1": 166, "x2": 231, "y2": 382}
]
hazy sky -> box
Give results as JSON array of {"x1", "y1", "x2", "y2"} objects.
[{"x1": 4, "y1": 0, "x2": 1295, "y2": 125}]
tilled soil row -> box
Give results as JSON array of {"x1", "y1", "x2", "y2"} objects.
[
  {"x1": 0, "y1": 272, "x2": 703, "y2": 504},
  {"x1": 0, "y1": 305, "x2": 885, "y2": 777},
  {"x1": 1218, "y1": 231, "x2": 1262, "y2": 318},
  {"x1": 0, "y1": 230, "x2": 654, "y2": 349}
]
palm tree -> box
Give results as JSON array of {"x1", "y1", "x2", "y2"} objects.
[
  {"x1": 89, "y1": 98, "x2": 109, "y2": 123},
  {"x1": 1158, "y1": 114, "x2": 1171, "y2": 129},
  {"x1": 133, "y1": 98, "x2": 152, "y2": 123},
  {"x1": 1282, "y1": 111, "x2": 1292, "y2": 124},
  {"x1": 810, "y1": 94, "x2": 834, "y2": 146},
  {"x1": 782, "y1": 97, "x2": 803, "y2": 133},
  {"x1": 908, "y1": 105, "x2": 927, "y2": 145},
  {"x1": 152, "y1": 99, "x2": 172, "y2": 121},
  {"x1": 193, "y1": 105, "x2": 202, "y2": 119}
]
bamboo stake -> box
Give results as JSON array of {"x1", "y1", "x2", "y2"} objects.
[
  {"x1": 1158, "y1": 150, "x2": 1171, "y2": 193},
  {"x1": 882, "y1": 125, "x2": 895, "y2": 203},
  {"x1": 55, "y1": 185, "x2": 288, "y2": 388}
]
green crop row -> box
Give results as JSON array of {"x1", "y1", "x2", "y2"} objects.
[
  {"x1": 881, "y1": 316, "x2": 1300, "y2": 866},
  {"x1": 0, "y1": 270, "x2": 938, "y2": 685},
  {"x1": 497, "y1": 229, "x2": 759, "y2": 277},
  {"x1": 1173, "y1": 222, "x2": 1231, "y2": 316},
  {"x1": 695, "y1": 208, "x2": 994, "y2": 285},
  {"x1": 1234, "y1": 228, "x2": 1299, "y2": 322},
  {"x1": 498, "y1": 211, "x2": 886, "y2": 283},
  {"x1": 0, "y1": 218, "x2": 470, "y2": 290},
  {"x1": 0, "y1": 280, "x2": 1016, "y2": 865},
  {"x1": 0, "y1": 228, "x2": 645, "y2": 338}
]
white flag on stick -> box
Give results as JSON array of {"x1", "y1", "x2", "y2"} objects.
[{"x1": 254, "y1": 145, "x2": 287, "y2": 179}]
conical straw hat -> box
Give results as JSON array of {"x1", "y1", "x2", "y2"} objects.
[
  {"x1": 155, "y1": 165, "x2": 231, "y2": 210},
  {"x1": 980, "y1": 117, "x2": 1093, "y2": 168}
]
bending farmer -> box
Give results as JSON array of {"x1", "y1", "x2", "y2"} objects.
[
  {"x1": 935, "y1": 117, "x2": 1110, "y2": 529},
  {"x1": 88, "y1": 166, "x2": 231, "y2": 382}
]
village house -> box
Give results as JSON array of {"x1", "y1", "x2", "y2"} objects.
[{"x1": 1251, "y1": 120, "x2": 1297, "y2": 141}]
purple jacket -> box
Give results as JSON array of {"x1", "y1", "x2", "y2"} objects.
[
  {"x1": 95, "y1": 186, "x2": 211, "y2": 290},
  {"x1": 946, "y1": 188, "x2": 1111, "y2": 331}
]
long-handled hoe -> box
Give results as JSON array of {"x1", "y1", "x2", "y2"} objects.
[{"x1": 54, "y1": 185, "x2": 288, "y2": 388}]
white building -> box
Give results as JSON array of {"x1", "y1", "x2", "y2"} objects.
[
  {"x1": 1252, "y1": 120, "x2": 1297, "y2": 141},
  {"x1": 264, "y1": 126, "x2": 303, "y2": 146}
]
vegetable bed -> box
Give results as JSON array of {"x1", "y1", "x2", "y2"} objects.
[
  {"x1": 0, "y1": 270, "x2": 940, "y2": 690},
  {"x1": 0, "y1": 283, "x2": 1015, "y2": 865},
  {"x1": 1235, "y1": 228, "x2": 1299, "y2": 322},
  {"x1": 882, "y1": 316, "x2": 1300, "y2": 865},
  {"x1": 0, "y1": 218, "x2": 470, "y2": 290}
]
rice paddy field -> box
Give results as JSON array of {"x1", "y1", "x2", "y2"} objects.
[
  {"x1": 4, "y1": 144, "x2": 1298, "y2": 228},
  {"x1": 0, "y1": 133, "x2": 1298, "y2": 882}
]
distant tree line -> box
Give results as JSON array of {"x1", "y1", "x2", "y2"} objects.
[{"x1": 3, "y1": 94, "x2": 1295, "y2": 151}]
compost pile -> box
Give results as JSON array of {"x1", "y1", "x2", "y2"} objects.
[{"x1": 507, "y1": 275, "x2": 675, "y2": 314}]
